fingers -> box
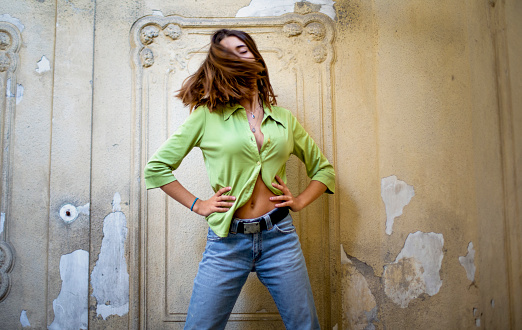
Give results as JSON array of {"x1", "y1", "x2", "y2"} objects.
[
  {"x1": 270, "y1": 194, "x2": 291, "y2": 208},
  {"x1": 216, "y1": 186, "x2": 233, "y2": 196},
  {"x1": 217, "y1": 195, "x2": 236, "y2": 202},
  {"x1": 269, "y1": 195, "x2": 288, "y2": 201},
  {"x1": 216, "y1": 201, "x2": 234, "y2": 207},
  {"x1": 274, "y1": 201, "x2": 290, "y2": 208}
]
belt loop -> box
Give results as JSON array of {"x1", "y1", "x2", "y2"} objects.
[
  {"x1": 264, "y1": 214, "x2": 273, "y2": 230},
  {"x1": 230, "y1": 219, "x2": 238, "y2": 234}
]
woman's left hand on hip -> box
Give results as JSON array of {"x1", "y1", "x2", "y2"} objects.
[{"x1": 270, "y1": 175, "x2": 304, "y2": 212}]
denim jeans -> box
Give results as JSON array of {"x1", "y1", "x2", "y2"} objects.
[{"x1": 184, "y1": 209, "x2": 320, "y2": 330}]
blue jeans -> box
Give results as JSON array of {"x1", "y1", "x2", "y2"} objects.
[{"x1": 184, "y1": 209, "x2": 320, "y2": 330}]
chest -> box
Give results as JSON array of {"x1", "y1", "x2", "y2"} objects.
[{"x1": 201, "y1": 113, "x2": 292, "y2": 160}]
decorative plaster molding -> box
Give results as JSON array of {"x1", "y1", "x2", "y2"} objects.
[
  {"x1": 0, "y1": 21, "x2": 21, "y2": 302},
  {"x1": 130, "y1": 12, "x2": 336, "y2": 326}
]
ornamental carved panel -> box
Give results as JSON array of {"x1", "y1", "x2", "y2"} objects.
[
  {"x1": 130, "y1": 12, "x2": 336, "y2": 328},
  {"x1": 0, "y1": 21, "x2": 20, "y2": 303}
]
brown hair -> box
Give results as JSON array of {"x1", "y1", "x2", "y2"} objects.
[{"x1": 176, "y1": 29, "x2": 277, "y2": 112}]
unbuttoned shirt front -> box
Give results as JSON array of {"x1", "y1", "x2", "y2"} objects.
[{"x1": 144, "y1": 103, "x2": 335, "y2": 237}]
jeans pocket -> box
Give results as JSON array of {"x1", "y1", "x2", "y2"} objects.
[
  {"x1": 274, "y1": 214, "x2": 296, "y2": 234},
  {"x1": 207, "y1": 227, "x2": 223, "y2": 241}
]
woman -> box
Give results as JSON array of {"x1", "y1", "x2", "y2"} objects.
[{"x1": 144, "y1": 29, "x2": 335, "y2": 329}]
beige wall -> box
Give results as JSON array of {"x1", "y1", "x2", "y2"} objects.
[{"x1": 0, "y1": 0, "x2": 519, "y2": 329}]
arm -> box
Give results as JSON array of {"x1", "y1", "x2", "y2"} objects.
[
  {"x1": 270, "y1": 176, "x2": 326, "y2": 212},
  {"x1": 145, "y1": 107, "x2": 235, "y2": 215},
  {"x1": 160, "y1": 180, "x2": 236, "y2": 217},
  {"x1": 268, "y1": 111, "x2": 335, "y2": 211}
]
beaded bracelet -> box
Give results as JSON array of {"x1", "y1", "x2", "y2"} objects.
[{"x1": 190, "y1": 197, "x2": 199, "y2": 212}]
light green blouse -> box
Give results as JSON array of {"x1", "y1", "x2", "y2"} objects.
[{"x1": 144, "y1": 103, "x2": 335, "y2": 237}]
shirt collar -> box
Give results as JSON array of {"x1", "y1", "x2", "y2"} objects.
[{"x1": 222, "y1": 103, "x2": 286, "y2": 128}]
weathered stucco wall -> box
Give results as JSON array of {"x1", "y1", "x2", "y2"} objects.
[{"x1": 0, "y1": 0, "x2": 519, "y2": 329}]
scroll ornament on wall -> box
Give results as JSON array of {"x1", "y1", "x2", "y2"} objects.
[
  {"x1": 133, "y1": 13, "x2": 332, "y2": 70},
  {"x1": 130, "y1": 9, "x2": 336, "y2": 324},
  {"x1": 0, "y1": 21, "x2": 21, "y2": 302}
]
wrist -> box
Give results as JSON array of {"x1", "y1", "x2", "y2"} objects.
[
  {"x1": 190, "y1": 197, "x2": 199, "y2": 213},
  {"x1": 294, "y1": 196, "x2": 305, "y2": 212}
]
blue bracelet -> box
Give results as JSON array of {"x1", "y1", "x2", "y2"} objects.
[{"x1": 190, "y1": 197, "x2": 199, "y2": 212}]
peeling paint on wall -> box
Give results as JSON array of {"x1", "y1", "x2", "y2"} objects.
[
  {"x1": 459, "y1": 242, "x2": 476, "y2": 282},
  {"x1": 48, "y1": 249, "x2": 89, "y2": 330},
  {"x1": 0, "y1": 14, "x2": 25, "y2": 32},
  {"x1": 16, "y1": 84, "x2": 23, "y2": 105},
  {"x1": 77, "y1": 203, "x2": 90, "y2": 215},
  {"x1": 341, "y1": 245, "x2": 378, "y2": 329},
  {"x1": 0, "y1": 213, "x2": 5, "y2": 235},
  {"x1": 36, "y1": 56, "x2": 51, "y2": 74},
  {"x1": 4, "y1": 78, "x2": 23, "y2": 105},
  {"x1": 5, "y1": 78, "x2": 14, "y2": 98},
  {"x1": 152, "y1": 10, "x2": 164, "y2": 16},
  {"x1": 20, "y1": 310, "x2": 30, "y2": 327},
  {"x1": 90, "y1": 193, "x2": 129, "y2": 320},
  {"x1": 474, "y1": 308, "x2": 481, "y2": 327},
  {"x1": 383, "y1": 231, "x2": 444, "y2": 307},
  {"x1": 381, "y1": 175, "x2": 415, "y2": 235},
  {"x1": 236, "y1": 0, "x2": 337, "y2": 20}
]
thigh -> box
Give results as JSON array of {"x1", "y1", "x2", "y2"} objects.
[
  {"x1": 256, "y1": 215, "x2": 320, "y2": 330},
  {"x1": 184, "y1": 229, "x2": 252, "y2": 330}
]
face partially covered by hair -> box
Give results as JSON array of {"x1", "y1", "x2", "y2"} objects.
[{"x1": 176, "y1": 29, "x2": 277, "y2": 111}]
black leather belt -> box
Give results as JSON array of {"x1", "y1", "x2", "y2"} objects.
[{"x1": 235, "y1": 207, "x2": 289, "y2": 234}]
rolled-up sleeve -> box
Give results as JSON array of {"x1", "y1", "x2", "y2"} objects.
[
  {"x1": 291, "y1": 114, "x2": 335, "y2": 194},
  {"x1": 144, "y1": 107, "x2": 206, "y2": 189}
]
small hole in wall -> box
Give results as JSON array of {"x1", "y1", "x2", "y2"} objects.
[{"x1": 59, "y1": 204, "x2": 78, "y2": 223}]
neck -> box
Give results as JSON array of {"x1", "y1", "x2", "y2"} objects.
[{"x1": 239, "y1": 92, "x2": 261, "y2": 113}]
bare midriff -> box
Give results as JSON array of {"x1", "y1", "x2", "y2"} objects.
[
  {"x1": 233, "y1": 122, "x2": 278, "y2": 219},
  {"x1": 234, "y1": 174, "x2": 278, "y2": 219}
]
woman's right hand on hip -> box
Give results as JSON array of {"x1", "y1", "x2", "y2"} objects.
[{"x1": 193, "y1": 186, "x2": 236, "y2": 217}]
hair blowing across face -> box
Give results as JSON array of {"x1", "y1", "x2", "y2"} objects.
[{"x1": 176, "y1": 29, "x2": 277, "y2": 112}]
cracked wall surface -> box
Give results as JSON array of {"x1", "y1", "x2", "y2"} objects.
[
  {"x1": 0, "y1": 0, "x2": 519, "y2": 329},
  {"x1": 341, "y1": 245, "x2": 378, "y2": 329}
]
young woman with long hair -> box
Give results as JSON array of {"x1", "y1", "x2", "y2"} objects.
[{"x1": 144, "y1": 29, "x2": 335, "y2": 329}]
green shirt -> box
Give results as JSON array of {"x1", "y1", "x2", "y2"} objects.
[{"x1": 144, "y1": 103, "x2": 335, "y2": 237}]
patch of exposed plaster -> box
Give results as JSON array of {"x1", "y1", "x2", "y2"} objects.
[
  {"x1": 20, "y1": 310, "x2": 30, "y2": 327},
  {"x1": 341, "y1": 245, "x2": 378, "y2": 329},
  {"x1": 152, "y1": 10, "x2": 164, "y2": 16},
  {"x1": 77, "y1": 203, "x2": 90, "y2": 215},
  {"x1": 0, "y1": 213, "x2": 5, "y2": 235},
  {"x1": 381, "y1": 175, "x2": 415, "y2": 235},
  {"x1": 90, "y1": 193, "x2": 129, "y2": 320},
  {"x1": 459, "y1": 242, "x2": 476, "y2": 282},
  {"x1": 48, "y1": 249, "x2": 89, "y2": 330},
  {"x1": 236, "y1": 0, "x2": 336, "y2": 20},
  {"x1": 5, "y1": 79, "x2": 23, "y2": 105},
  {"x1": 5, "y1": 78, "x2": 14, "y2": 98},
  {"x1": 16, "y1": 84, "x2": 23, "y2": 105},
  {"x1": 473, "y1": 308, "x2": 481, "y2": 327},
  {"x1": 36, "y1": 56, "x2": 51, "y2": 74},
  {"x1": 383, "y1": 231, "x2": 444, "y2": 308},
  {"x1": 0, "y1": 14, "x2": 25, "y2": 32}
]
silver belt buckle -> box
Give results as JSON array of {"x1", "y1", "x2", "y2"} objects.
[{"x1": 243, "y1": 221, "x2": 261, "y2": 234}]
